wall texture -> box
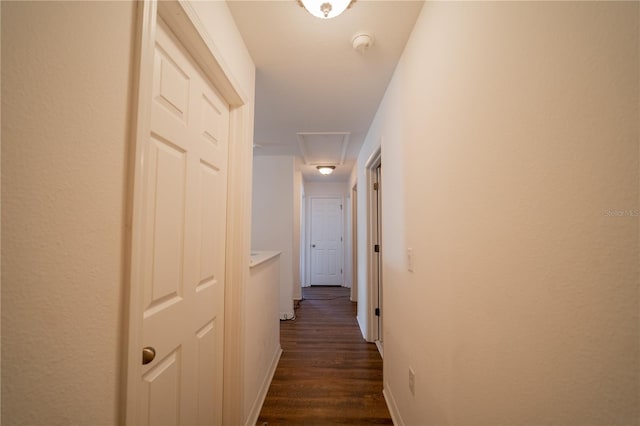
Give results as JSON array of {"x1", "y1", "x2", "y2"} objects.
[
  {"x1": 356, "y1": 2, "x2": 639, "y2": 424},
  {"x1": 1, "y1": 2, "x2": 136, "y2": 424}
]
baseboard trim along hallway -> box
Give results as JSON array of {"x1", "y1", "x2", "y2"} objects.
[
  {"x1": 384, "y1": 387, "x2": 403, "y2": 426},
  {"x1": 246, "y1": 347, "x2": 283, "y2": 426}
]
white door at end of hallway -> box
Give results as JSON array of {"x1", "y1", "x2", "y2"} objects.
[
  {"x1": 310, "y1": 197, "x2": 343, "y2": 286},
  {"x1": 128, "y1": 18, "x2": 229, "y2": 426}
]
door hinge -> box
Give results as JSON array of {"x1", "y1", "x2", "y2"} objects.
[
  {"x1": 374, "y1": 244, "x2": 380, "y2": 253},
  {"x1": 341, "y1": 269, "x2": 343, "y2": 274},
  {"x1": 375, "y1": 308, "x2": 380, "y2": 316},
  {"x1": 340, "y1": 204, "x2": 343, "y2": 210},
  {"x1": 373, "y1": 182, "x2": 379, "y2": 191}
]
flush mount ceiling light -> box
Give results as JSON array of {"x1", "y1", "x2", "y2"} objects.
[
  {"x1": 297, "y1": 0, "x2": 356, "y2": 19},
  {"x1": 317, "y1": 165, "x2": 336, "y2": 175}
]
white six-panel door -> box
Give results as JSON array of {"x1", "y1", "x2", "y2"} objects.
[
  {"x1": 310, "y1": 197, "x2": 343, "y2": 286},
  {"x1": 138, "y1": 18, "x2": 229, "y2": 425}
]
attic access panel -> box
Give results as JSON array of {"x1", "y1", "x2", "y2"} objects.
[{"x1": 297, "y1": 132, "x2": 350, "y2": 165}]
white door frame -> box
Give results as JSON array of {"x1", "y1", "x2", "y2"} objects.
[
  {"x1": 365, "y1": 147, "x2": 382, "y2": 345},
  {"x1": 305, "y1": 195, "x2": 345, "y2": 287},
  {"x1": 350, "y1": 184, "x2": 358, "y2": 302},
  {"x1": 124, "y1": 2, "x2": 251, "y2": 424},
  {"x1": 298, "y1": 188, "x2": 306, "y2": 296}
]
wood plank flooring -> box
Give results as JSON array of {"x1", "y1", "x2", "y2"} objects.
[{"x1": 257, "y1": 286, "x2": 392, "y2": 425}]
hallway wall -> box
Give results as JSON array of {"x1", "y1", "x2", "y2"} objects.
[
  {"x1": 1, "y1": 1, "x2": 256, "y2": 424},
  {"x1": 355, "y1": 2, "x2": 639, "y2": 424},
  {"x1": 293, "y1": 168, "x2": 304, "y2": 301},
  {"x1": 2, "y1": 3, "x2": 136, "y2": 423},
  {"x1": 252, "y1": 156, "x2": 297, "y2": 319}
]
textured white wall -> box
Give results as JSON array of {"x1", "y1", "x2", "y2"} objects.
[
  {"x1": 357, "y1": 1, "x2": 639, "y2": 424},
  {"x1": 1, "y1": 2, "x2": 136, "y2": 424},
  {"x1": 251, "y1": 156, "x2": 295, "y2": 319}
]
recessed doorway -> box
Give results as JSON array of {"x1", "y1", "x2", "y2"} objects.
[
  {"x1": 366, "y1": 148, "x2": 383, "y2": 355},
  {"x1": 309, "y1": 196, "x2": 344, "y2": 286}
]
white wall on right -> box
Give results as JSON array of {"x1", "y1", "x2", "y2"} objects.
[{"x1": 355, "y1": 2, "x2": 639, "y2": 424}]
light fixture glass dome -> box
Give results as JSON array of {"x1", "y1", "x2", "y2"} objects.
[
  {"x1": 299, "y1": 0, "x2": 354, "y2": 19},
  {"x1": 317, "y1": 165, "x2": 336, "y2": 175}
]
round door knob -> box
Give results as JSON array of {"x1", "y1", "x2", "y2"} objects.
[
  {"x1": 142, "y1": 347, "x2": 156, "y2": 365},
  {"x1": 312, "y1": 244, "x2": 316, "y2": 248}
]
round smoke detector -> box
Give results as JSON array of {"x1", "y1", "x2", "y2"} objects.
[{"x1": 352, "y1": 33, "x2": 374, "y2": 52}]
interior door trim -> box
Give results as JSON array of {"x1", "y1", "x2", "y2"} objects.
[
  {"x1": 306, "y1": 195, "x2": 345, "y2": 287},
  {"x1": 123, "y1": 1, "x2": 250, "y2": 424},
  {"x1": 364, "y1": 146, "x2": 382, "y2": 343}
]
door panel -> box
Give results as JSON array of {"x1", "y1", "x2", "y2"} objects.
[
  {"x1": 195, "y1": 319, "x2": 218, "y2": 425},
  {"x1": 136, "y1": 17, "x2": 229, "y2": 425},
  {"x1": 198, "y1": 162, "x2": 220, "y2": 287},
  {"x1": 310, "y1": 197, "x2": 343, "y2": 286},
  {"x1": 144, "y1": 137, "x2": 186, "y2": 311},
  {"x1": 142, "y1": 350, "x2": 181, "y2": 426}
]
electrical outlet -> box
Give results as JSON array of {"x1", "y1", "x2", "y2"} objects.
[
  {"x1": 407, "y1": 248, "x2": 414, "y2": 272},
  {"x1": 409, "y1": 367, "x2": 416, "y2": 396}
]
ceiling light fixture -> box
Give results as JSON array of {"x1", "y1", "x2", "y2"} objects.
[
  {"x1": 317, "y1": 165, "x2": 336, "y2": 175},
  {"x1": 297, "y1": 0, "x2": 356, "y2": 19}
]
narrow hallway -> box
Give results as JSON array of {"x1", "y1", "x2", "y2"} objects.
[{"x1": 257, "y1": 287, "x2": 391, "y2": 425}]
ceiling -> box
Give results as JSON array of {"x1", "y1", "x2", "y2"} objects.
[{"x1": 228, "y1": 0, "x2": 424, "y2": 182}]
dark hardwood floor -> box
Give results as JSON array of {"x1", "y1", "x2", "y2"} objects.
[{"x1": 257, "y1": 286, "x2": 392, "y2": 425}]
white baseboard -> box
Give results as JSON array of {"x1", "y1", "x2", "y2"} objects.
[
  {"x1": 244, "y1": 346, "x2": 282, "y2": 426},
  {"x1": 375, "y1": 340, "x2": 384, "y2": 358},
  {"x1": 383, "y1": 385, "x2": 403, "y2": 426},
  {"x1": 356, "y1": 314, "x2": 368, "y2": 341}
]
